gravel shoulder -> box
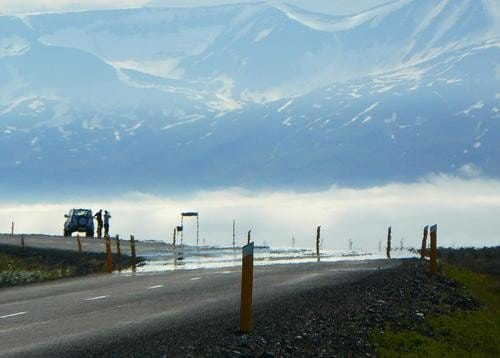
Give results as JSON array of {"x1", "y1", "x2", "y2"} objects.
[{"x1": 74, "y1": 258, "x2": 477, "y2": 357}]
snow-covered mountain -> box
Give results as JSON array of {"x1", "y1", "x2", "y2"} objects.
[{"x1": 0, "y1": 0, "x2": 498, "y2": 196}]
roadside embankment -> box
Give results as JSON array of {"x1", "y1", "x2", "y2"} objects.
[{"x1": 0, "y1": 244, "x2": 133, "y2": 288}]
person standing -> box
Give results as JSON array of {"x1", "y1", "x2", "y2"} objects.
[
  {"x1": 104, "y1": 210, "x2": 112, "y2": 238},
  {"x1": 94, "y1": 209, "x2": 103, "y2": 238}
]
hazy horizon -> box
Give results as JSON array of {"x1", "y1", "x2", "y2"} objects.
[{"x1": 2, "y1": 175, "x2": 499, "y2": 250}]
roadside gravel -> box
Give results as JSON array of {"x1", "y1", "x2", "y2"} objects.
[{"x1": 88, "y1": 259, "x2": 478, "y2": 357}]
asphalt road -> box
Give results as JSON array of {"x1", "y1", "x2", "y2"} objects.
[
  {"x1": 0, "y1": 258, "x2": 397, "y2": 357},
  {"x1": 0, "y1": 234, "x2": 169, "y2": 256}
]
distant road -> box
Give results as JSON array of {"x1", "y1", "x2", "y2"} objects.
[
  {"x1": 0, "y1": 258, "x2": 397, "y2": 357},
  {"x1": 0, "y1": 234, "x2": 169, "y2": 256}
]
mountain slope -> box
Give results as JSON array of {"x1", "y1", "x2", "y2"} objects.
[{"x1": 0, "y1": 0, "x2": 498, "y2": 196}]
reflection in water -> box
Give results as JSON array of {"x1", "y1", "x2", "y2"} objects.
[{"x1": 131, "y1": 245, "x2": 416, "y2": 273}]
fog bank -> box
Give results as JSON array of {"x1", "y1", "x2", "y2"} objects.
[{"x1": 1, "y1": 175, "x2": 499, "y2": 251}]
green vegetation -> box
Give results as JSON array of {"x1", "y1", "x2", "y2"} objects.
[
  {"x1": 372, "y1": 262, "x2": 500, "y2": 357},
  {"x1": 0, "y1": 244, "x2": 129, "y2": 288}
]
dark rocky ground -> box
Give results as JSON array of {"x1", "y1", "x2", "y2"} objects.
[{"x1": 87, "y1": 259, "x2": 479, "y2": 357}]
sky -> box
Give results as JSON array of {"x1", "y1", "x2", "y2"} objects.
[
  {"x1": 0, "y1": 0, "x2": 393, "y2": 15},
  {"x1": 1, "y1": 175, "x2": 499, "y2": 250}
]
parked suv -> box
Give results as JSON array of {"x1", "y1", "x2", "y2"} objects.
[{"x1": 63, "y1": 209, "x2": 94, "y2": 237}]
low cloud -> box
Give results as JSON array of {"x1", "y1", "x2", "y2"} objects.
[
  {"x1": 0, "y1": 0, "x2": 393, "y2": 16},
  {"x1": 0, "y1": 0, "x2": 148, "y2": 15},
  {"x1": 1, "y1": 175, "x2": 499, "y2": 251}
]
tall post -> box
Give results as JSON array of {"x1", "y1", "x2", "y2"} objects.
[
  {"x1": 430, "y1": 225, "x2": 438, "y2": 275},
  {"x1": 316, "y1": 226, "x2": 321, "y2": 260},
  {"x1": 181, "y1": 215, "x2": 184, "y2": 245},
  {"x1": 130, "y1": 234, "x2": 137, "y2": 272},
  {"x1": 20, "y1": 234, "x2": 25, "y2": 249},
  {"x1": 421, "y1": 225, "x2": 429, "y2": 260},
  {"x1": 232, "y1": 220, "x2": 236, "y2": 248},
  {"x1": 378, "y1": 240, "x2": 382, "y2": 253},
  {"x1": 240, "y1": 242, "x2": 254, "y2": 333},
  {"x1": 349, "y1": 238, "x2": 353, "y2": 251},
  {"x1": 105, "y1": 237, "x2": 113, "y2": 273},
  {"x1": 386, "y1": 226, "x2": 392, "y2": 259},
  {"x1": 247, "y1": 230, "x2": 251, "y2": 245},
  {"x1": 196, "y1": 216, "x2": 199, "y2": 247},
  {"x1": 11, "y1": 222, "x2": 14, "y2": 236},
  {"x1": 115, "y1": 235, "x2": 122, "y2": 272},
  {"x1": 173, "y1": 228, "x2": 176, "y2": 246}
]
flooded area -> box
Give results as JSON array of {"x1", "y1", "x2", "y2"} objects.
[{"x1": 131, "y1": 245, "x2": 416, "y2": 273}]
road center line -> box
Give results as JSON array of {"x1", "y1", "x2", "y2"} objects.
[
  {"x1": 0, "y1": 311, "x2": 28, "y2": 319},
  {"x1": 147, "y1": 285, "x2": 163, "y2": 290},
  {"x1": 84, "y1": 295, "x2": 110, "y2": 301},
  {"x1": 190, "y1": 277, "x2": 201, "y2": 281}
]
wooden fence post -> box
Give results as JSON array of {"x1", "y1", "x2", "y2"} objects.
[
  {"x1": 430, "y1": 225, "x2": 438, "y2": 275},
  {"x1": 105, "y1": 237, "x2": 113, "y2": 273},
  {"x1": 130, "y1": 235, "x2": 137, "y2": 272},
  {"x1": 386, "y1": 226, "x2": 392, "y2": 259},
  {"x1": 316, "y1": 226, "x2": 321, "y2": 261},
  {"x1": 420, "y1": 225, "x2": 429, "y2": 260},
  {"x1": 20, "y1": 234, "x2": 25, "y2": 249},
  {"x1": 115, "y1": 235, "x2": 121, "y2": 272}
]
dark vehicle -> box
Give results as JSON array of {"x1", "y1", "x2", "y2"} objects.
[{"x1": 63, "y1": 209, "x2": 94, "y2": 237}]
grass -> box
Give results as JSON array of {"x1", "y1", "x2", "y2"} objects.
[
  {"x1": 372, "y1": 263, "x2": 500, "y2": 357},
  {"x1": 0, "y1": 244, "x2": 132, "y2": 288}
]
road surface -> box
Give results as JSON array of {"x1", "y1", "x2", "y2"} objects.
[
  {"x1": 0, "y1": 234, "x2": 168, "y2": 257},
  {"x1": 0, "y1": 259, "x2": 397, "y2": 357}
]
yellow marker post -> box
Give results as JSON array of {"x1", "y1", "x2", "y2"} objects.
[
  {"x1": 240, "y1": 242, "x2": 254, "y2": 333},
  {"x1": 105, "y1": 237, "x2": 113, "y2": 273},
  {"x1": 430, "y1": 224, "x2": 438, "y2": 275},
  {"x1": 130, "y1": 235, "x2": 137, "y2": 272},
  {"x1": 77, "y1": 237, "x2": 82, "y2": 254}
]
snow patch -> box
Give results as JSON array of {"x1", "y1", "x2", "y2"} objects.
[
  {"x1": 473, "y1": 142, "x2": 481, "y2": 149},
  {"x1": 346, "y1": 102, "x2": 380, "y2": 125},
  {"x1": 277, "y1": 100, "x2": 294, "y2": 113},
  {"x1": 126, "y1": 121, "x2": 144, "y2": 132},
  {"x1": 462, "y1": 101, "x2": 484, "y2": 116},
  {"x1": 277, "y1": 0, "x2": 412, "y2": 32},
  {"x1": 0, "y1": 36, "x2": 30, "y2": 58},
  {"x1": 253, "y1": 28, "x2": 273, "y2": 43},
  {"x1": 282, "y1": 117, "x2": 292, "y2": 126}
]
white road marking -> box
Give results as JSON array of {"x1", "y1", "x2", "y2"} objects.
[
  {"x1": 0, "y1": 312, "x2": 27, "y2": 319},
  {"x1": 147, "y1": 285, "x2": 163, "y2": 290},
  {"x1": 190, "y1": 277, "x2": 201, "y2": 281},
  {"x1": 84, "y1": 295, "x2": 110, "y2": 301}
]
